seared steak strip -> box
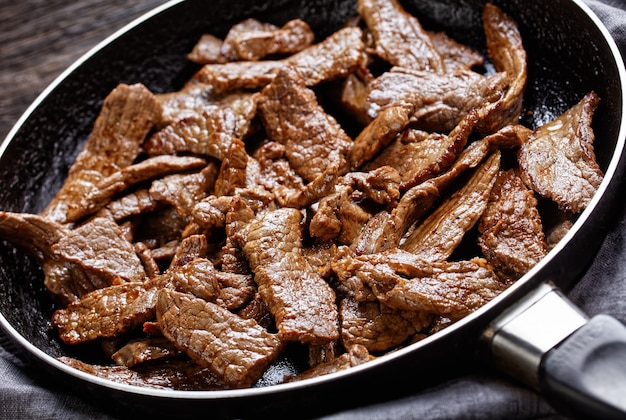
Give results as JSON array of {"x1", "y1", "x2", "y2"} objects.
[
  {"x1": 59, "y1": 357, "x2": 228, "y2": 391},
  {"x1": 333, "y1": 249, "x2": 504, "y2": 319},
  {"x1": 144, "y1": 95, "x2": 258, "y2": 160},
  {"x1": 156, "y1": 289, "x2": 285, "y2": 388},
  {"x1": 518, "y1": 92, "x2": 603, "y2": 213},
  {"x1": 283, "y1": 344, "x2": 373, "y2": 383},
  {"x1": 258, "y1": 66, "x2": 352, "y2": 182},
  {"x1": 478, "y1": 3, "x2": 527, "y2": 134},
  {"x1": 111, "y1": 337, "x2": 182, "y2": 368},
  {"x1": 43, "y1": 83, "x2": 161, "y2": 224},
  {"x1": 107, "y1": 189, "x2": 162, "y2": 221},
  {"x1": 368, "y1": 67, "x2": 506, "y2": 133},
  {"x1": 428, "y1": 31, "x2": 485, "y2": 72},
  {"x1": 242, "y1": 208, "x2": 339, "y2": 344},
  {"x1": 478, "y1": 169, "x2": 547, "y2": 281},
  {"x1": 339, "y1": 296, "x2": 433, "y2": 352},
  {"x1": 193, "y1": 27, "x2": 365, "y2": 93},
  {"x1": 65, "y1": 156, "x2": 207, "y2": 223},
  {"x1": 357, "y1": 0, "x2": 445, "y2": 72},
  {"x1": 400, "y1": 152, "x2": 501, "y2": 260}
]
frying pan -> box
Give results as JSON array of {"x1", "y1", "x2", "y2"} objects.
[{"x1": 1, "y1": 0, "x2": 625, "y2": 418}]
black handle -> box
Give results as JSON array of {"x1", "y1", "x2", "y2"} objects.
[{"x1": 540, "y1": 314, "x2": 626, "y2": 420}]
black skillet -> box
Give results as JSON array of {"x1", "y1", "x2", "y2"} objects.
[{"x1": 1, "y1": 0, "x2": 625, "y2": 418}]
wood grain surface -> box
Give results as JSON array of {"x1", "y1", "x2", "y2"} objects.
[{"x1": 0, "y1": 0, "x2": 168, "y2": 141}]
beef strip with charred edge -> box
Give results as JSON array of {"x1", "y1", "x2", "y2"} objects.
[
  {"x1": 112, "y1": 336, "x2": 183, "y2": 368},
  {"x1": 339, "y1": 296, "x2": 433, "y2": 352},
  {"x1": 367, "y1": 68, "x2": 507, "y2": 133},
  {"x1": 478, "y1": 169, "x2": 547, "y2": 282},
  {"x1": 332, "y1": 249, "x2": 505, "y2": 320},
  {"x1": 52, "y1": 257, "x2": 221, "y2": 344},
  {"x1": 240, "y1": 208, "x2": 339, "y2": 344},
  {"x1": 42, "y1": 83, "x2": 162, "y2": 224},
  {"x1": 357, "y1": 0, "x2": 445, "y2": 72},
  {"x1": 258, "y1": 66, "x2": 353, "y2": 183},
  {"x1": 283, "y1": 344, "x2": 373, "y2": 382},
  {"x1": 518, "y1": 92, "x2": 603, "y2": 213},
  {"x1": 144, "y1": 94, "x2": 258, "y2": 160},
  {"x1": 59, "y1": 357, "x2": 228, "y2": 391},
  {"x1": 192, "y1": 26, "x2": 365, "y2": 93},
  {"x1": 65, "y1": 156, "x2": 207, "y2": 223},
  {"x1": 156, "y1": 289, "x2": 285, "y2": 388},
  {"x1": 477, "y1": 3, "x2": 527, "y2": 134},
  {"x1": 400, "y1": 151, "x2": 501, "y2": 260}
]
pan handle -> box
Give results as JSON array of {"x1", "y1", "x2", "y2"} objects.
[{"x1": 483, "y1": 282, "x2": 626, "y2": 419}]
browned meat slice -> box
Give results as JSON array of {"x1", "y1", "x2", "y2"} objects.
[
  {"x1": 333, "y1": 249, "x2": 504, "y2": 319},
  {"x1": 193, "y1": 27, "x2": 365, "y2": 93},
  {"x1": 358, "y1": 0, "x2": 444, "y2": 72},
  {"x1": 237, "y1": 293, "x2": 274, "y2": 330},
  {"x1": 337, "y1": 70, "x2": 375, "y2": 126},
  {"x1": 156, "y1": 289, "x2": 285, "y2": 388},
  {"x1": 59, "y1": 357, "x2": 228, "y2": 391},
  {"x1": 368, "y1": 67, "x2": 506, "y2": 133},
  {"x1": 53, "y1": 213, "x2": 146, "y2": 283},
  {"x1": 145, "y1": 95, "x2": 258, "y2": 160},
  {"x1": 429, "y1": 31, "x2": 485, "y2": 72},
  {"x1": 52, "y1": 282, "x2": 148, "y2": 344},
  {"x1": 221, "y1": 18, "x2": 281, "y2": 62},
  {"x1": 43, "y1": 84, "x2": 161, "y2": 223},
  {"x1": 65, "y1": 156, "x2": 207, "y2": 223},
  {"x1": 149, "y1": 163, "x2": 218, "y2": 219},
  {"x1": 242, "y1": 208, "x2": 339, "y2": 344},
  {"x1": 252, "y1": 141, "x2": 306, "y2": 204},
  {"x1": 340, "y1": 297, "x2": 433, "y2": 352},
  {"x1": 111, "y1": 337, "x2": 182, "y2": 368},
  {"x1": 518, "y1": 92, "x2": 603, "y2": 213},
  {"x1": 258, "y1": 66, "x2": 352, "y2": 182},
  {"x1": 187, "y1": 33, "x2": 225, "y2": 64},
  {"x1": 347, "y1": 105, "x2": 414, "y2": 170},
  {"x1": 400, "y1": 152, "x2": 501, "y2": 260},
  {"x1": 364, "y1": 111, "x2": 477, "y2": 189},
  {"x1": 478, "y1": 3, "x2": 527, "y2": 134},
  {"x1": 230, "y1": 19, "x2": 315, "y2": 61},
  {"x1": 283, "y1": 344, "x2": 373, "y2": 383},
  {"x1": 134, "y1": 242, "x2": 161, "y2": 278},
  {"x1": 107, "y1": 189, "x2": 162, "y2": 221},
  {"x1": 478, "y1": 169, "x2": 547, "y2": 281},
  {"x1": 214, "y1": 138, "x2": 249, "y2": 196},
  {"x1": 169, "y1": 235, "x2": 208, "y2": 268}
]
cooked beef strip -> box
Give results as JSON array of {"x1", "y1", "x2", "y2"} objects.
[
  {"x1": 337, "y1": 70, "x2": 375, "y2": 126},
  {"x1": 111, "y1": 336, "x2": 182, "y2": 368},
  {"x1": 53, "y1": 212, "x2": 146, "y2": 283},
  {"x1": 221, "y1": 18, "x2": 281, "y2": 62},
  {"x1": 43, "y1": 83, "x2": 161, "y2": 224},
  {"x1": 368, "y1": 67, "x2": 506, "y2": 133},
  {"x1": 518, "y1": 92, "x2": 603, "y2": 213},
  {"x1": 149, "y1": 163, "x2": 218, "y2": 219},
  {"x1": 58, "y1": 356, "x2": 228, "y2": 391},
  {"x1": 65, "y1": 156, "x2": 207, "y2": 223},
  {"x1": 192, "y1": 27, "x2": 365, "y2": 93},
  {"x1": 333, "y1": 249, "x2": 504, "y2": 319},
  {"x1": 364, "y1": 110, "x2": 477, "y2": 190},
  {"x1": 283, "y1": 343, "x2": 373, "y2": 383},
  {"x1": 348, "y1": 105, "x2": 414, "y2": 170},
  {"x1": 478, "y1": 169, "x2": 547, "y2": 281},
  {"x1": 252, "y1": 140, "x2": 306, "y2": 205},
  {"x1": 144, "y1": 95, "x2": 258, "y2": 160},
  {"x1": 357, "y1": 0, "x2": 445, "y2": 72},
  {"x1": 428, "y1": 31, "x2": 485, "y2": 72},
  {"x1": 258, "y1": 66, "x2": 353, "y2": 182},
  {"x1": 477, "y1": 3, "x2": 527, "y2": 134},
  {"x1": 230, "y1": 19, "x2": 315, "y2": 61},
  {"x1": 156, "y1": 289, "x2": 285, "y2": 388},
  {"x1": 134, "y1": 242, "x2": 161, "y2": 278},
  {"x1": 242, "y1": 208, "x2": 339, "y2": 344},
  {"x1": 169, "y1": 234, "x2": 208, "y2": 268},
  {"x1": 308, "y1": 341, "x2": 343, "y2": 369},
  {"x1": 339, "y1": 296, "x2": 433, "y2": 352},
  {"x1": 107, "y1": 189, "x2": 163, "y2": 222},
  {"x1": 187, "y1": 33, "x2": 225, "y2": 64},
  {"x1": 237, "y1": 292, "x2": 274, "y2": 331},
  {"x1": 400, "y1": 152, "x2": 501, "y2": 260},
  {"x1": 214, "y1": 138, "x2": 249, "y2": 196}
]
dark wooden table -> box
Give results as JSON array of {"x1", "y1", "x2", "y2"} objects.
[{"x1": 0, "y1": 0, "x2": 168, "y2": 141}]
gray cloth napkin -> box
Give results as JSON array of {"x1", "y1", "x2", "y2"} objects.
[{"x1": 1, "y1": 1, "x2": 625, "y2": 418}]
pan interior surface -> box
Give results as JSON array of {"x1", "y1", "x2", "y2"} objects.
[{"x1": 0, "y1": 0, "x2": 623, "y2": 414}]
